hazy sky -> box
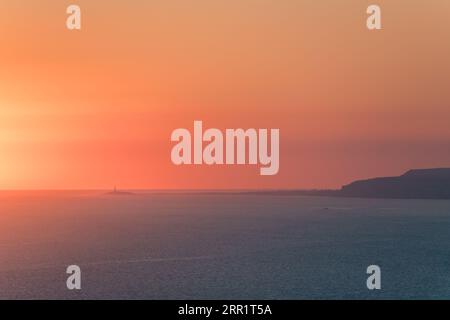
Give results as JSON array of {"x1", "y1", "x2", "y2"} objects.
[{"x1": 1, "y1": 0, "x2": 450, "y2": 189}]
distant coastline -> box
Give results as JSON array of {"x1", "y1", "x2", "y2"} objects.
[
  {"x1": 3, "y1": 168, "x2": 450, "y2": 200},
  {"x1": 245, "y1": 168, "x2": 450, "y2": 200}
]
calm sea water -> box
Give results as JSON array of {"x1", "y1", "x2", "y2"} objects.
[{"x1": 0, "y1": 192, "x2": 449, "y2": 299}]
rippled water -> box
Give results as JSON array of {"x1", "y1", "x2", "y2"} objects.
[{"x1": 0, "y1": 191, "x2": 449, "y2": 299}]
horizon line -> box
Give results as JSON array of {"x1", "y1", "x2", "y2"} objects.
[{"x1": 0, "y1": 188, "x2": 337, "y2": 192}]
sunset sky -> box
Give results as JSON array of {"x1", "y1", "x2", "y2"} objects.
[{"x1": 1, "y1": 0, "x2": 450, "y2": 189}]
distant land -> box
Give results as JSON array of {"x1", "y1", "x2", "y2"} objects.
[
  {"x1": 247, "y1": 168, "x2": 450, "y2": 200},
  {"x1": 102, "y1": 168, "x2": 450, "y2": 200},
  {"x1": 106, "y1": 187, "x2": 135, "y2": 196},
  {"x1": 338, "y1": 168, "x2": 450, "y2": 199}
]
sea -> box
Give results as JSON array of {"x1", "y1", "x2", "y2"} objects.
[{"x1": 0, "y1": 191, "x2": 449, "y2": 299}]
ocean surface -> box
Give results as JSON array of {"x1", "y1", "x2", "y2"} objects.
[{"x1": 0, "y1": 191, "x2": 449, "y2": 299}]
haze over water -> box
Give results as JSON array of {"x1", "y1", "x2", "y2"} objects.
[{"x1": 0, "y1": 191, "x2": 449, "y2": 299}]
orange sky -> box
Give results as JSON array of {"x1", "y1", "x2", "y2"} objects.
[{"x1": 1, "y1": 0, "x2": 450, "y2": 189}]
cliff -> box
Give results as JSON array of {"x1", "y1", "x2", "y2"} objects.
[{"x1": 339, "y1": 168, "x2": 450, "y2": 199}]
